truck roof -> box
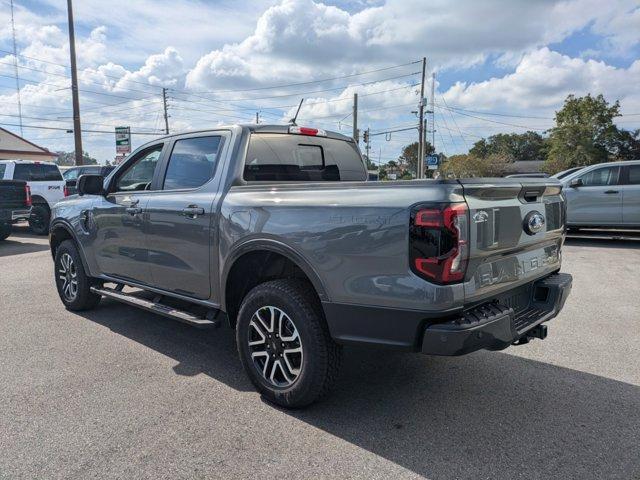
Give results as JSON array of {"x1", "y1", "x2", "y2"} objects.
[
  {"x1": 137, "y1": 124, "x2": 354, "y2": 148},
  {"x1": 0, "y1": 159, "x2": 59, "y2": 165}
]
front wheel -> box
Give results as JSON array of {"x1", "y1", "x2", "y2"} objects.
[
  {"x1": 0, "y1": 222, "x2": 11, "y2": 241},
  {"x1": 236, "y1": 279, "x2": 342, "y2": 408},
  {"x1": 54, "y1": 240, "x2": 101, "y2": 311},
  {"x1": 29, "y1": 204, "x2": 50, "y2": 235}
]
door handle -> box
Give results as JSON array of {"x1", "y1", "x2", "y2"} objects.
[
  {"x1": 125, "y1": 207, "x2": 142, "y2": 215},
  {"x1": 604, "y1": 190, "x2": 619, "y2": 194},
  {"x1": 182, "y1": 205, "x2": 205, "y2": 218}
]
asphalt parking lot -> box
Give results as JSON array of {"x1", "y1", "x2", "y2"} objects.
[{"x1": 1, "y1": 226, "x2": 639, "y2": 480}]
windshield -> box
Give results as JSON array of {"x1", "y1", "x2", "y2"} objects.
[{"x1": 552, "y1": 167, "x2": 583, "y2": 179}]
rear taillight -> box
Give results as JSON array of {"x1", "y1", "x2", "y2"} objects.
[
  {"x1": 25, "y1": 185, "x2": 32, "y2": 207},
  {"x1": 64, "y1": 185, "x2": 70, "y2": 197},
  {"x1": 410, "y1": 203, "x2": 469, "y2": 284}
]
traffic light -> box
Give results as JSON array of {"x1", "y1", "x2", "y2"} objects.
[{"x1": 363, "y1": 129, "x2": 369, "y2": 144}]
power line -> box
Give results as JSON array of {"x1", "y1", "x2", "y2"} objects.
[
  {"x1": 185, "y1": 60, "x2": 421, "y2": 94},
  {"x1": 437, "y1": 104, "x2": 551, "y2": 131},
  {"x1": 0, "y1": 121, "x2": 164, "y2": 135},
  {"x1": 170, "y1": 71, "x2": 420, "y2": 104},
  {"x1": 0, "y1": 112, "x2": 163, "y2": 131},
  {"x1": 440, "y1": 96, "x2": 470, "y2": 150}
]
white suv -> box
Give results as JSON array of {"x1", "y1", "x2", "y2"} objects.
[{"x1": 0, "y1": 160, "x2": 67, "y2": 234}]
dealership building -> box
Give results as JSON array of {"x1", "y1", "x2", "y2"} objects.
[{"x1": 0, "y1": 127, "x2": 57, "y2": 162}]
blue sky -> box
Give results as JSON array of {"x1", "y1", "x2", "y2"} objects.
[{"x1": 0, "y1": 0, "x2": 638, "y2": 163}]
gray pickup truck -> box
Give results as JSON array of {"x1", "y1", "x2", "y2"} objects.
[{"x1": 49, "y1": 124, "x2": 572, "y2": 407}]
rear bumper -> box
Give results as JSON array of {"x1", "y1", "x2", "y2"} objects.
[
  {"x1": 421, "y1": 273, "x2": 572, "y2": 356},
  {"x1": 11, "y1": 208, "x2": 31, "y2": 221}
]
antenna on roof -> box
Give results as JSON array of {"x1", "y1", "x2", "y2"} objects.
[{"x1": 288, "y1": 98, "x2": 304, "y2": 125}]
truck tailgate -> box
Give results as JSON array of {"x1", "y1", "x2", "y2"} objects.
[
  {"x1": 0, "y1": 180, "x2": 28, "y2": 210},
  {"x1": 459, "y1": 178, "x2": 565, "y2": 305}
]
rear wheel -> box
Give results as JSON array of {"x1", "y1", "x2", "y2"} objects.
[
  {"x1": 236, "y1": 279, "x2": 342, "y2": 408},
  {"x1": 29, "y1": 204, "x2": 50, "y2": 235},
  {"x1": 54, "y1": 240, "x2": 101, "y2": 311},
  {"x1": 0, "y1": 222, "x2": 11, "y2": 241}
]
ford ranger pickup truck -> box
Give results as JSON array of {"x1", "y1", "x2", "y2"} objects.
[{"x1": 49, "y1": 124, "x2": 572, "y2": 408}]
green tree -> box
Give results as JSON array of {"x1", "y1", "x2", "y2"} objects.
[
  {"x1": 398, "y1": 141, "x2": 434, "y2": 174},
  {"x1": 440, "y1": 153, "x2": 509, "y2": 178},
  {"x1": 56, "y1": 151, "x2": 99, "y2": 166},
  {"x1": 362, "y1": 154, "x2": 377, "y2": 171},
  {"x1": 545, "y1": 94, "x2": 621, "y2": 173},
  {"x1": 470, "y1": 132, "x2": 548, "y2": 162},
  {"x1": 613, "y1": 129, "x2": 640, "y2": 160}
]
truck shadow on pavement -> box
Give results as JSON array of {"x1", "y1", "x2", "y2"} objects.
[
  {"x1": 0, "y1": 225, "x2": 50, "y2": 257},
  {"x1": 565, "y1": 230, "x2": 640, "y2": 249},
  {"x1": 78, "y1": 300, "x2": 639, "y2": 480}
]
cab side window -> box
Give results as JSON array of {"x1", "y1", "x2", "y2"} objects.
[
  {"x1": 626, "y1": 165, "x2": 640, "y2": 185},
  {"x1": 162, "y1": 136, "x2": 222, "y2": 190},
  {"x1": 579, "y1": 166, "x2": 620, "y2": 186},
  {"x1": 114, "y1": 145, "x2": 163, "y2": 192}
]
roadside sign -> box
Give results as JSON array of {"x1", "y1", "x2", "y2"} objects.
[
  {"x1": 115, "y1": 126, "x2": 131, "y2": 154},
  {"x1": 425, "y1": 154, "x2": 439, "y2": 170}
]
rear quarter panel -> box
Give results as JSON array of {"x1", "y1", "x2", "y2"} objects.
[{"x1": 219, "y1": 181, "x2": 467, "y2": 312}]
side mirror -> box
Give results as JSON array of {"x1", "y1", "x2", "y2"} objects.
[
  {"x1": 77, "y1": 174, "x2": 104, "y2": 196},
  {"x1": 569, "y1": 178, "x2": 583, "y2": 188}
]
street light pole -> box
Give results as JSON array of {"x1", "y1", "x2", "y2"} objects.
[
  {"x1": 417, "y1": 57, "x2": 426, "y2": 179},
  {"x1": 66, "y1": 0, "x2": 83, "y2": 166}
]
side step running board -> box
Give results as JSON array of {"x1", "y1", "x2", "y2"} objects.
[{"x1": 90, "y1": 286, "x2": 220, "y2": 328}]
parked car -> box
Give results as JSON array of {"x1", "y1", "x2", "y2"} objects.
[
  {"x1": 49, "y1": 124, "x2": 572, "y2": 408},
  {"x1": 0, "y1": 160, "x2": 67, "y2": 234},
  {"x1": 561, "y1": 160, "x2": 640, "y2": 229},
  {"x1": 62, "y1": 165, "x2": 115, "y2": 195},
  {"x1": 0, "y1": 179, "x2": 31, "y2": 241},
  {"x1": 551, "y1": 166, "x2": 584, "y2": 180}
]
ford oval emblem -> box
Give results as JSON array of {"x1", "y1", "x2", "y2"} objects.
[{"x1": 523, "y1": 210, "x2": 545, "y2": 235}]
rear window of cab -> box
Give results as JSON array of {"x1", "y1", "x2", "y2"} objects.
[
  {"x1": 13, "y1": 163, "x2": 63, "y2": 181},
  {"x1": 244, "y1": 133, "x2": 366, "y2": 182}
]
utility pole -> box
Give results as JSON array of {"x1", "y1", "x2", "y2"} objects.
[
  {"x1": 9, "y1": 0, "x2": 23, "y2": 137},
  {"x1": 364, "y1": 128, "x2": 371, "y2": 167},
  {"x1": 255, "y1": 111, "x2": 260, "y2": 124},
  {"x1": 417, "y1": 57, "x2": 426, "y2": 179},
  {"x1": 431, "y1": 72, "x2": 436, "y2": 151},
  {"x1": 67, "y1": 0, "x2": 83, "y2": 165},
  {"x1": 162, "y1": 88, "x2": 170, "y2": 135},
  {"x1": 424, "y1": 119, "x2": 429, "y2": 178},
  {"x1": 352, "y1": 93, "x2": 359, "y2": 144}
]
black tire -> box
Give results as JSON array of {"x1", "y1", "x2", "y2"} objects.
[
  {"x1": 0, "y1": 222, "x2": 11, "y2": 241},
  {"x1": 54, "y1": 239, "x2": 101, "y2": 311},
  {"x1": 236, "y1": 279, "x2": 342, "y2": 408},
  {"x1": 29, "y1": 204, "x2": 50, "y2": 235}
]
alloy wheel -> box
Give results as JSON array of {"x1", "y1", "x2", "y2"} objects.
[
  {"x1": 248, "y1": 306, "x2": 303, "y2": 388},
  {"x1": 58, "y1": 253, "x2": 78, "y2": 302}
]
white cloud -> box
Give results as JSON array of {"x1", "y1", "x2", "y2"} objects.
[
  {"x1": 185, "y1": 0, "x2": 640, "y2": 92},
  {"x1": 1, "y1": 0, "x2": 639, "y2": 162},
  {"x1": 443, "y1": 48, "x2": 640, "y2": 111}
]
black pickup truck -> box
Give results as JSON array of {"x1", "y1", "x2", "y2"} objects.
[{"x1": 0, "y1": 180, "x2": 31, "y2": 241}]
